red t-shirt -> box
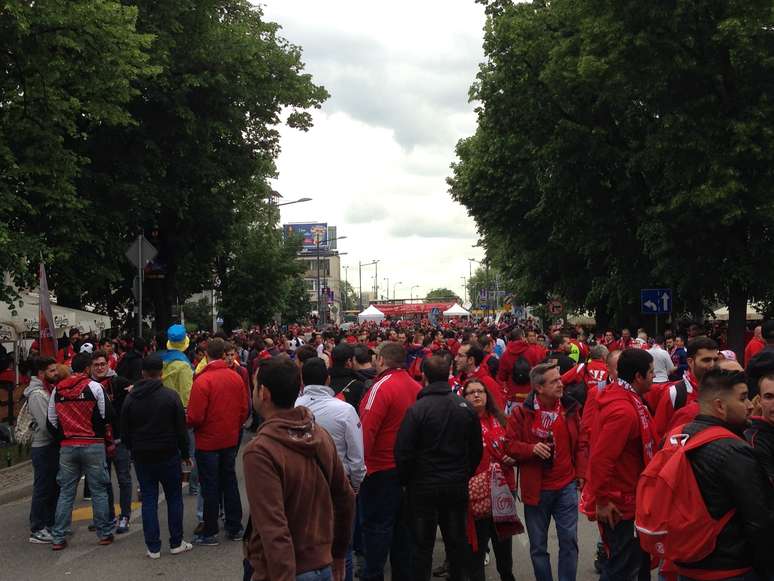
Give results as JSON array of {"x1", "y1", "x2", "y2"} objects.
[{"x1": 541, "y1": 413, "x2": 576, "y2": 490}]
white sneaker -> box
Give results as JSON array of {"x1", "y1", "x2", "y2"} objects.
[
  {"x1": 146, "y1": 550, "x2": 161, "y2": 560},
  {"x1": 170, "y1": 541, "x2": 193, "y2": 555},
  {"x1": 484, "y1": 552, "x2": 490, "y2": 566},
  {"x1": 29, "y1": 529, "x2": 54, "y2": 544}
]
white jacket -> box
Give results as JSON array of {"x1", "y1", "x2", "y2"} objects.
[{"x1": 296, "y1": 384, "x2": 367, "y2": 492}]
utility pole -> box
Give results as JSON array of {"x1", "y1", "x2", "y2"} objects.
[
  {"x1": 374, "y1": 261, "x2": 379, "y2": 302},
  {"x1": 384, "y1": 277, "x2": 389, "y2": 300},
  {"x1": 343, "y1": 265, "x2": 350, "y2": 311}
]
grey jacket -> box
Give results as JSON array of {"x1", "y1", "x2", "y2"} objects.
[{"x1": 23, "y1": 377, "x2": 55, "y2": 447}]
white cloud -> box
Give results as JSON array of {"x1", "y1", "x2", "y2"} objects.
[{"x1": 259, "y1": 0, "x2": 487, "y2": 300}]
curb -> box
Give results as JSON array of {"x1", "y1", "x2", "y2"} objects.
[{"x1": 0, "y1": 459, "x2": 33, "y2": 506}]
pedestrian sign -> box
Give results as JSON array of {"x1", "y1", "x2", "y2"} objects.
[{"x1": 640, "y1": 289, "x2": 672, "y2": 315}]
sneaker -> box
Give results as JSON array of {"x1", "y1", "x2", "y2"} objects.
[
  {"x1": 98, "y1": 535, "x2": 114, "y2": 546},
  {"x1": 88, "y1": 523, "x2": 96, "y2": 532},
  {"x1": 226, "y1": 529, "x2": 243, "y2": 541},
  {"x1": 193, "y1": 535, "x2": 219, "y2": 547},
  {"x1": 116, "y1": 516, "x2": 129, "y2": 534},
  {"x1": 29, "y1": 530, "x2": 54, "y2": 544},
  {"x1": 52, "y1": 541, "x2": 67, "y2": 551},
  {"x1": 146, "y1": 550, "x2": 161, "y2": 560},
  {"x1": 484, "y1": 552, "x2": 490, "y2": 566},
  {"x1": 432, "y1": 561, "x2": 449, "y2": 578},
  {"x1": 170, "y1": 541, "x2": 193, "y2": 555}
]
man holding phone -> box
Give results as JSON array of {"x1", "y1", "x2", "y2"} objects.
[{"x1": 584, "y1": 349, "x2": 656, "y2": 581}]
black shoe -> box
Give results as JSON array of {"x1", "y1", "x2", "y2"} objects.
[
  {"x1": 193, "y1": 522, "x2": 205, "y2": 536},
  {"x1": 432, "y1": 561, "x2": 449, "y2": 578}
]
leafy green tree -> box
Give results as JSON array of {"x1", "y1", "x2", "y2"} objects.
[
  {"x1": 0, "y1": 0, "x2": 154, "y2": 307},
  {"x1": 450, "y1": 0, "x2": 774, "y2": 353},
  {"x1": 52, "y1": 0, "x2": 328, "y2": 330},
  {"x1": 183, "y1": 297, "x2": 213, "y2": 331},
  {"x1": 280, "y1": 276, "x2": 312, "y2": 325},
  {"x1": 340, "y1": 280, "x2": 359, "y2": 312},
  {"x1": 425, "y1": 288, "x2": 459, "y2": 302}
]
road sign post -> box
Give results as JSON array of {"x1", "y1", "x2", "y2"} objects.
[
  {"x1": 640, "y1": 288, "x2": 672, "y2": 337},
  {"x1": 126, "y1": 234, "x2": 158, "y2": 337}
]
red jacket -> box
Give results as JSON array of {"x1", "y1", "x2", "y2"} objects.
[
  {"x1": 359, "y1": 368, "x2": 421, "y2": 475},
  {"x1": 187, "y1": 360, "x2": 250, "y2": 451},
  {"x1": 505, "y1": 393, "x2": 583, "y2": 506},
  {"x1": 560, "y1": 359, "x2": 608, "y2": 389},
  {"x1": 585, "y1": 383, "x2": 655, "y2": 519},
  {"x1": 653, "y1": 374, "x2": 698, "y2": 439},
  {"x1": 744, "y1": 337, "x2": 766, "y2": 368},
  {"x1": 496, "y1": 340, "x2": 546, "y2": 401}
]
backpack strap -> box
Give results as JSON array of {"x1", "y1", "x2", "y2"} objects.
[
  {"x1": 669, "y1": 425, "x2": 741, "y2": 452},
  {"x1": 673, "y1": 381, "x2": 689, "y2": 411}
]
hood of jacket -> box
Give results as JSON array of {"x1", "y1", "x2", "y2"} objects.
[
  {"x1": 130, "y1": 378, "x2": 164, "y2": 399},
  {"x1": 24, "y1": 376, "x2": 48, "y2": 398},
  {"x1": 506, "y1": 340, "x2": 530, "y2": 357},
  {"x1": 328, "y1": 366, "x2": 359, "y2": 382},
  {"x1": 257, "y1": 406, "x2": 325, "y2": 458},
  {"x1": 301, "y1": 384, "x2": 335, "y2": 398},
  {"x1": 749, "y1": 416, "x2": 774, "y2": 434},
  {"x1": 56, "y1": 373, "x2": 92, "y2": 398},
  {"x1": 92, "y1": 368, "x2": 116, "y2": 382},
  {"x1": 595, "y1": 381, "x2": 642, "y2": 410},
  {"x1": 417, "y1": 381, "x2": 454, "y2": 399},
  {"x1": 356, "y1": 367, "x2": 377, "y2": 381},
  {"x1": 523, "y1": 390, "x2": 579, "y2": 415}
]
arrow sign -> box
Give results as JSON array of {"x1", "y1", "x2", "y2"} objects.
[{"x1": 640, "y1": 288, "x2": 672, "y2": 315}]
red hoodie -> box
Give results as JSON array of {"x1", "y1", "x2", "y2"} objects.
[
  {"x1": 584, "y1": 382, "x2": 656, "y2": 519},
  {"x1": 496, "y1": 340, "x2": 546, "y2": 401},
  {"x1": 359, "y1": 368, "x2": 421, "y2": 475},
  {"x1": 187, "y1": 360, "x2": 250, "y2": 451},
  {"x1": 744, "y1": 337, "x2": 766, "y2": 368}
]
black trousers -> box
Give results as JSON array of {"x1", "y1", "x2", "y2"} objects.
[
  {"x1": 599, "y1": 520, "x2": 651, "y2": 581},
  {"x1": 471, "y1": 518, "x2": 515, "y2": 581},
  {"x1": 408, "y1": 485, "x2": 472, "y2": 581}
]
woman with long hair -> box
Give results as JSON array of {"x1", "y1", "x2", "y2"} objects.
[{"x1": 462, "y1": 379, "x2": 518, "y2": 581}]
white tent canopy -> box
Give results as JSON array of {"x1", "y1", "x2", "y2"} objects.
[
  {"x1": 712, "y1": 304, "x2": 763, "y2": 321},
  {"x1": 358, "y1": 304, "x2": 385, "y2": 322},
  {"x1": 443, "y1": 303, "x2": 471, "y2": 318}
]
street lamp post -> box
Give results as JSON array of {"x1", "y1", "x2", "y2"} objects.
[
  {"x1": 343, "y1": 265, "x2": 350, "y2": 312},
  {"x1": 461, "y1": 276, "x2": 467, "y2": 303},
  {"x1": 410, "y1": 285, "x2": 420, "y2": 302},
  {"x1": 316, "y1": 234, "x2": 346, "y2": 328},
  {"x1": 276, "y1": 197, "x2": 312, "y2": 207},
  {"x1": 383, "y1": 278, "x2": 389, "y2": 300},
  {"x1": 394, "y1": 281, "x2": 402, "y2": 301},
  {"x1": 358, "y1": 260, "x2": 379, "y2": 310}
]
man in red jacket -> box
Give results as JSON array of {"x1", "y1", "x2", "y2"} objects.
[
  {"x1": 744, "y1": 325, "x2": 766, "y2": 368},
  {"x1": 506, "y1": 363, "x2": 583, "y2": 581},
  {"x1": 358, "y1": 342, "x2": 421, "y2": 581},
  {"x1": 584, "y1": 348, "x2": 656, "y2": 581},
  {"x1": 187, "y1": 338, "x2": 250, "y2": 546},
  {"x1": 497, "y1": 328, "x2": 546, "y2": 409}
]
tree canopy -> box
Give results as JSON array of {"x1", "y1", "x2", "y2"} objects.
[
  {"x1": 425, "y1": 288, "x2": 460, "y2": 302},
  {"x1": 1, "y1": 0, "x2": 326, "y2": 332},
  {"x1": 450, "y1": 0, "x2": 774, "y2": 353}
]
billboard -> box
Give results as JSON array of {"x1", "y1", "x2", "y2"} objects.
[{"x1": 283, "y1": 223, "x2": 329, "y2": 250}]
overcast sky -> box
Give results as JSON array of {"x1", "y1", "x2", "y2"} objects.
[{"x1": 258, "y1": 0, "x2": 487, "y2": 303}]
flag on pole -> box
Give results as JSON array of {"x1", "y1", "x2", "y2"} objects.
[{"x1": 39, "y1": 263, "x2": 58, "y2": 358}]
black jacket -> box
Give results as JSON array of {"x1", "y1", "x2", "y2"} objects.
[
  {"x1": 117, "y1": 350, "x2": 143, "y2": 383},
  {"x1": 745, "y1": 417, "x2": 774, "y2": 485},
  {"x1": 120, "y1": 378, "x2": 189, "y2": 464},
  {"x1": 394, "y1": 381, "x2": 483, "y2": 490},
  {"x1": 329, "y1": 367, "x2": 366, "y2": 411},
  {"x1": 543, "y1": 351, "x2": 574, "y2": 375},
  {"x1": 678, "y1": 415, "x2": 774, "y2": 578}
]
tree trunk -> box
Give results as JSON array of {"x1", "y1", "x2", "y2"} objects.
[{"x1": 726, "y1": 282, "x2": 747, "y2": 361}]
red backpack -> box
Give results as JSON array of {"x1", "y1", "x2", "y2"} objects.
[{"x1": 635, "y1": 425, "x2": 741, "y2": 563}]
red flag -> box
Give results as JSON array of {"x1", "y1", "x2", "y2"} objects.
[{"x1": 39, "y1": 263, "x2": 58, "y2": 358}]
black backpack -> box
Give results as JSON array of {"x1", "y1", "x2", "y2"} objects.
[{"x1": 512, "y1": 354, "x2": 531, "y2": 385}]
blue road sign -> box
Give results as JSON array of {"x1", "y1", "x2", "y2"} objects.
[{"x1": 641, "y1": 288, "x2": 672, "y2": 315}]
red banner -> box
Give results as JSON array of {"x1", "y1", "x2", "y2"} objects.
[
  {"x1": 39, "y1": 263, "x2": 58, "y2": 358},
  {"x1": 372, "y1": 302, "x2": 454, "y2": 317}
]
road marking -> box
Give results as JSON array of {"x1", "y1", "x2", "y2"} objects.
[{"x1": 71, "y1": 501, "x2": 143, "y2": 522}]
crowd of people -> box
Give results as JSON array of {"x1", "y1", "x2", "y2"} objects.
[{"x1": 11, "y1": 316, "x2": 774, "y2": 581}]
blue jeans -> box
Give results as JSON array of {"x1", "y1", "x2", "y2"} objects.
[
  {"x1": 51, "y1": 444, "x2": 112, "y2": 543},
  {"x1": 106, "y1": 442, "x2": 133, "y2": 520},
  {"x1": 134, "y1": 454, "x2": 184, "y2": 553},
  {"x1": 30, "y1": 444, "x2": 60, "y2": 532},
  {"x1": 358, "y1": 469, "x2": 412, "y2": 581},
  {"x1": 524, "y1": 482, "x2": 579, "y2": 581},
  {"x1": 187, "y1": 428, "x2": 199, "y2": 495},
  {"x1": 195, "y1": 447, "x2": 242, "y2": 537},
  {"x1": 296, "y1": 566, "x2": 332, "y2": 581}
]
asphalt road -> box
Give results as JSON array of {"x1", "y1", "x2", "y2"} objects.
[{"x1": 0, "y1": 438, "x2": 611, "y2": 581}]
